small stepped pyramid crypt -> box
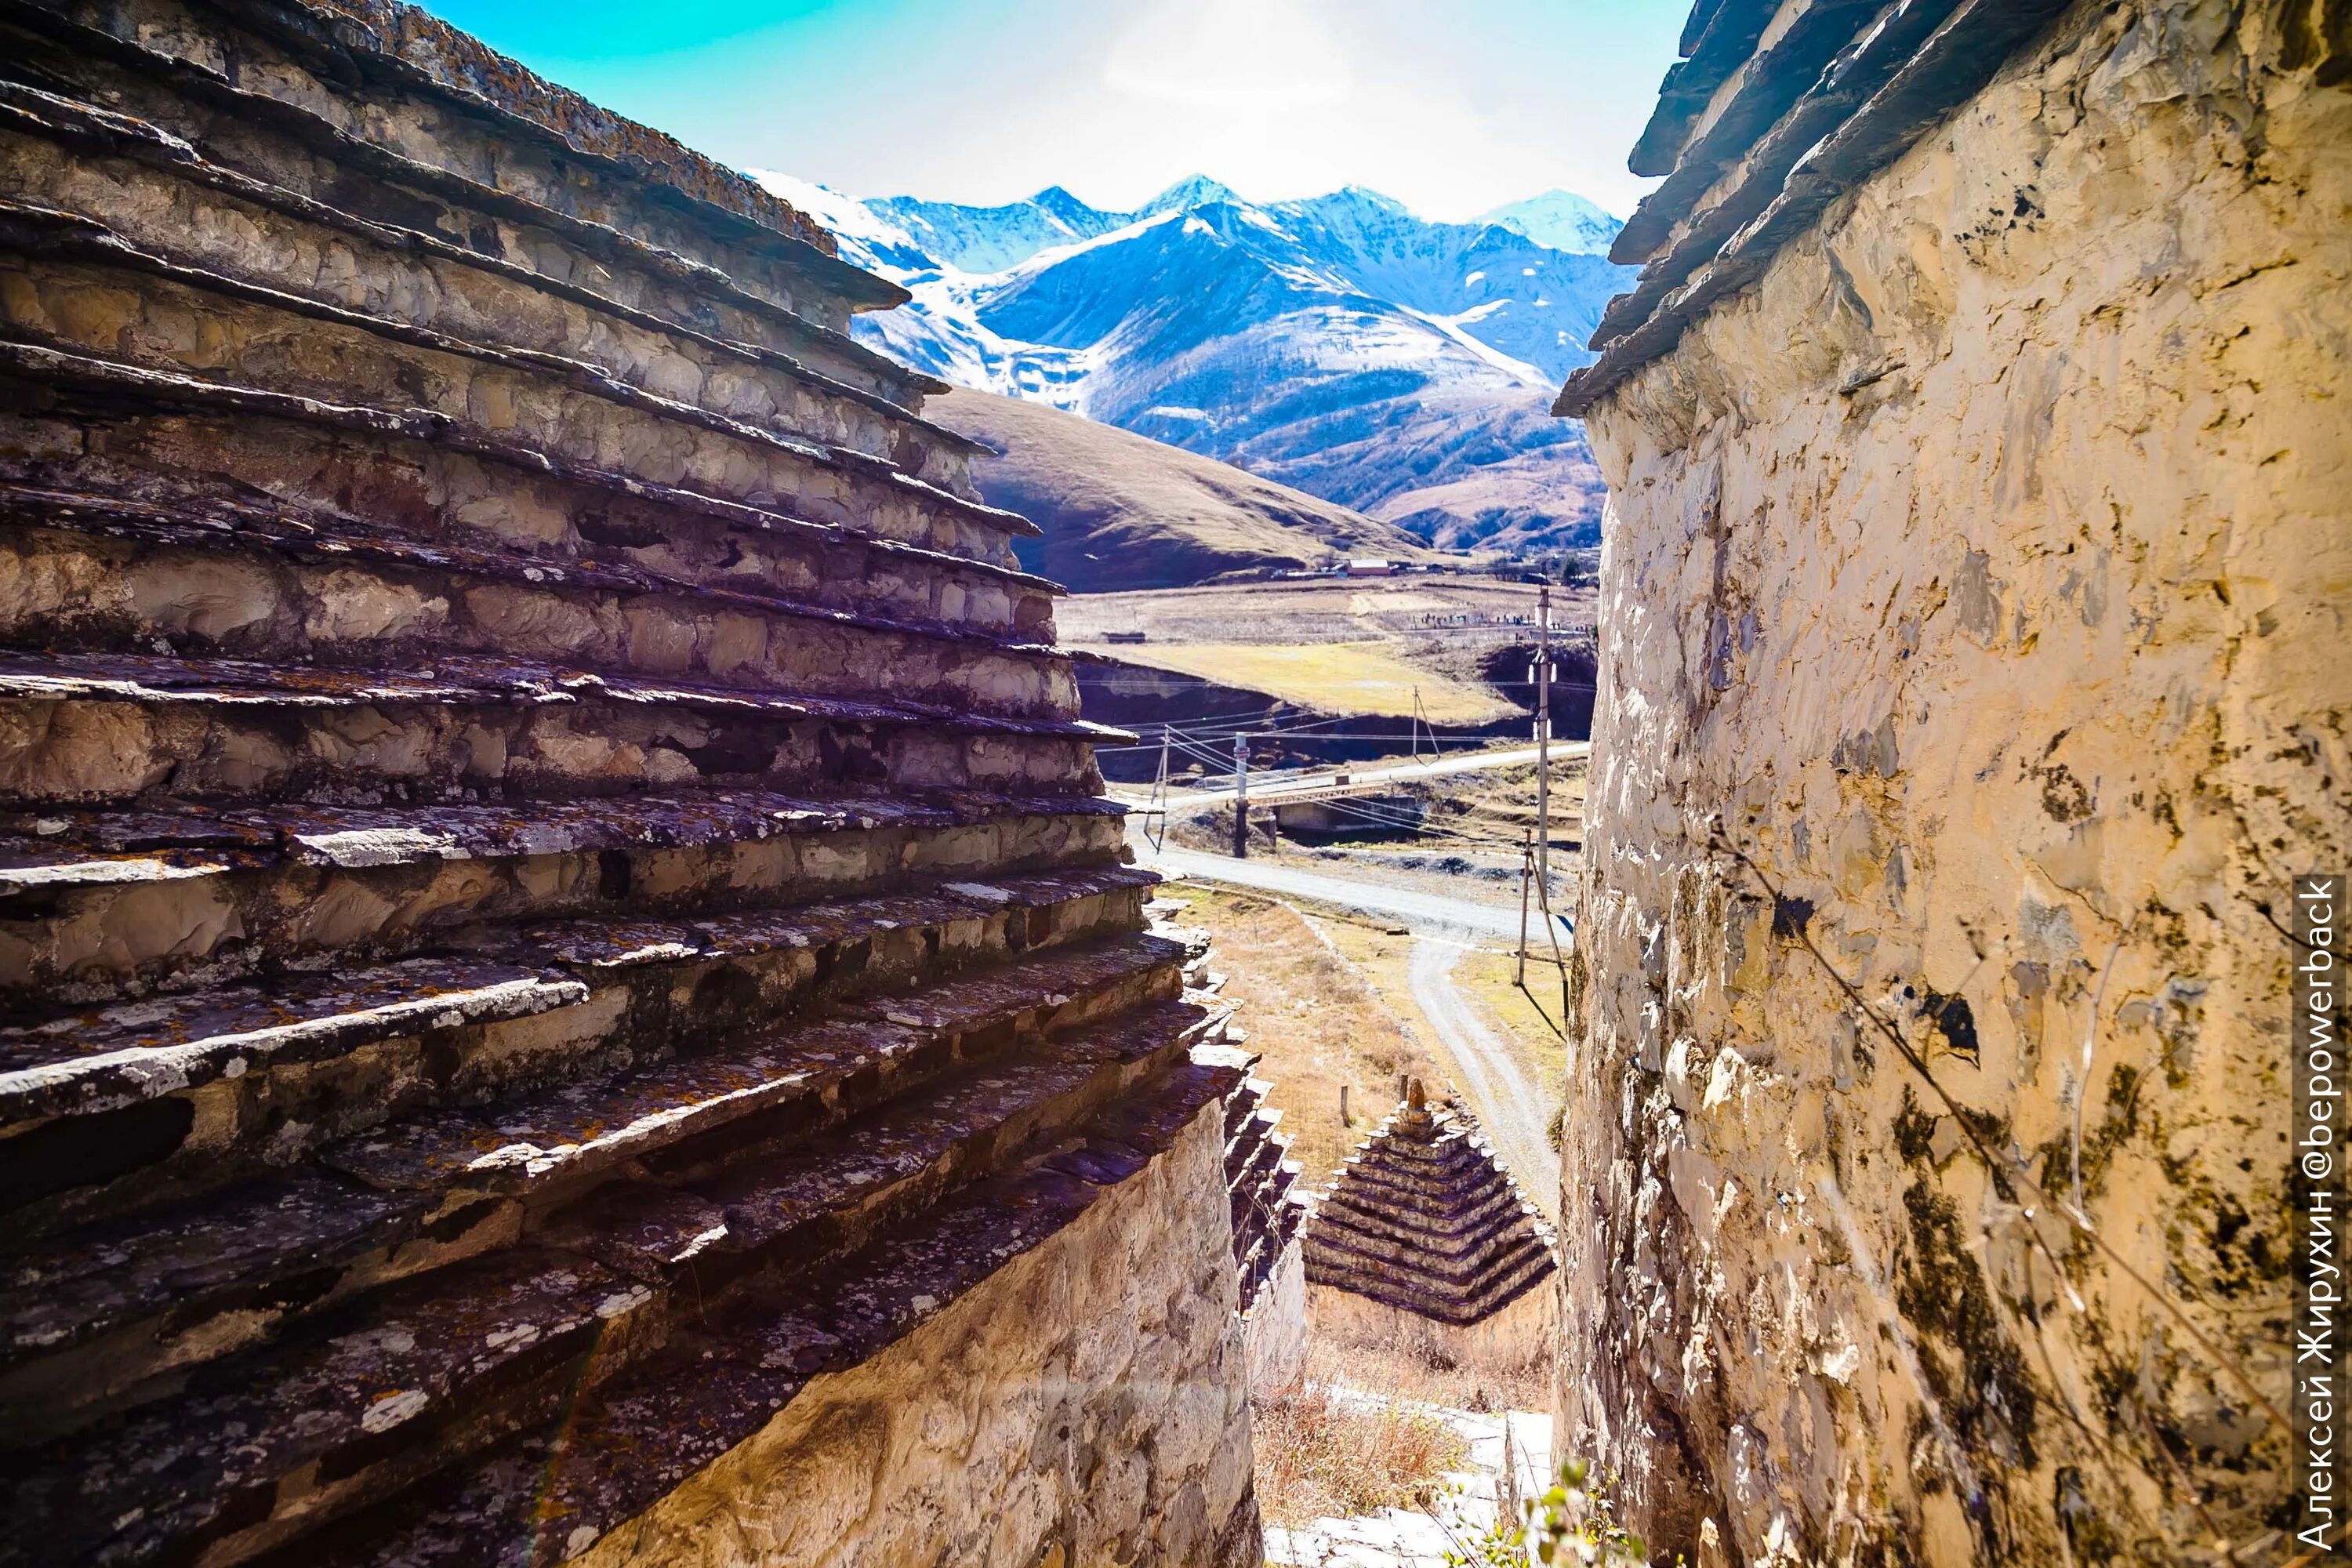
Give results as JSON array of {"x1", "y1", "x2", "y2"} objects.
[
  {"x1": 0, "y1": 1, "x2": 1267, "y2": 1563},
  {"x1": 1302, "y1": 1080, "x2": 1558, "y2": 1377}
]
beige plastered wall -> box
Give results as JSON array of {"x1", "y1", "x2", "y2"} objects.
[
  {"x1": 1557, "y1": 2, "x2": 2350, "y2": 1562},
  {"x1": 579, "y1": 1102, "x2": 1262, "y2": 1568}
]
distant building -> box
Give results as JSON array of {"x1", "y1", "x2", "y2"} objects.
[
  {"x1": 1345, "y1": 557, "x2": 1395, "y2": 576},
  {"x1": 1102, "y1": 630, "x2": 1149, "y2": 643}
]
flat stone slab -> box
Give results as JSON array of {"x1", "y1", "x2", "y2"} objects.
[
  {"x1": 0, "y1": 958, "x2": 586, "y2": 1123},
  {"x1": 0, "y1": 1168, "x2": 423, "y2": 1363},
  {"x1": 11, "y1": 1247, "x2": 642, "y2": 1566}
]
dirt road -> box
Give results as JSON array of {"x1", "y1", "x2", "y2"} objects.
[{"x1": 1406, "y1": 938, "x2": 1558, "y2": 1221}]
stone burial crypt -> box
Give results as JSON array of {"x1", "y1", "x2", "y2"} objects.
[
  {"x1": 0, "y1": 0, "x2": 1276, "y2": 1563},
  {"x1": 1554, "y1": 0, "x2": 2345, "y2": 1563}
]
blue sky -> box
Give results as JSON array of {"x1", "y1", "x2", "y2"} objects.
[{"x1": 425, "y1": 0, "x2": 1683, "y2": 220}]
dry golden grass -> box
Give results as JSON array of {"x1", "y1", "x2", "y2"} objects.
[
  {"x1": 1167, "y1": 887, "x2": 1439, "y2": 1185},
  {"x1": 1453, "y1": 946, "x2": 1570, "y2": 1089},
  {"x1": 1403, "y1": 757, "x2": 1590, "y2": 844},
  {"x1": 1305, "y1": 1334, "x2": 1552, "y2": 1418},
  {"x1": 1253, "y1": 1374, "x2": 1468, "y2": 1526},
  {"x1": 1252, "y1": 1339, "x2": 1550, "y2": 1530},
  {"x1": 1071, "y1": 640, "x2": 1515, "y2": 722}
]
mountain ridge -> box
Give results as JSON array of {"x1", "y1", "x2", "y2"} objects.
[{"x1": 754, "y1": 172, "x2": 1629, "y2": 557}]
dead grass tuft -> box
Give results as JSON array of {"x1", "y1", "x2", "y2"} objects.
[
  {"x1": 1252, "y1": 1381, "x2": 1467, "y2": 1527},
  {"x1": 1251, "y1": 1339, "x2": 1549, "y2": 1530}
]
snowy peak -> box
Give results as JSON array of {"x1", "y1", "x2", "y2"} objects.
[
  {"x1": 1140, "y1": 174, "x2": 1240, "y2": 214},
  {"x1": 756, "y1": 170, "x2": 1635, "y2": 552},
  {"x1": 1029, "y1": 185, "x2": 1102, "y2": 227},
  {"x1": 1475, "y1": 190, "x2": 1622, "y2": 256}
]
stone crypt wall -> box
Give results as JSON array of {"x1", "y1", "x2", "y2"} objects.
[
  {"x1": 1556, "y1": 0, "x2": 2349, "y2": 1563},
  {"x1": 0, "y1": 2, "x2": 1262, "y2": 1563}
]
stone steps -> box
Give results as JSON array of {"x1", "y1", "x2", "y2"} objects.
[
  {"x1": 0, "y1": 782, "x2": 1131, "y2": 1000},
  {"x1": 0, "y1": 646, "x2": 1114, "y2": 806},
  {"x1": 1217, "y1": 1069, "x2": 1304, "y2": 1317},
  {"x1": 1306, "y1": 1209, "x2": 1551, "y2": 1287},
  {"x1": 323, "y1": 932, "x2": 1185, "y2": 1205},
  {"x1": 0, "y1": 79, "x2": 1036, "y2": 597},
  {"x1": 0, "y1": 362, "x2": 1047, "y2": 635},
  {"x1": 272, "y1": 1054, "x2": 1242, "y2": 1568},
  {"x1": 0, "y1": 953, "x2": 586, "y2": 1124},
  {"x1": 0, "y1": 934, "x2": 1185, "y2": 1403},
  {"x1": 1305, "y1": 1237, "x2": 1555, "y2": 1327},
  {"x1": 0, "y1": 127, "x2": 980, "y2": 479},
  {"x1": 0, "y1": 477, "x2": 1065, "y2": 700},
  {"x1": 0, "y1": 191, "x2": 956, "y2": 481},
  {"x1": 1, "y1": 1005, "x2": 1227, "y2": 1568},
  {"x1": 1303, "y1": 1095, "x2": 1557, "y2": 1331},
  {"x1": 0, "y1": 1, "x2": 1267, "y2": 1559},
  {"x1": 1323, "y1": 1165, "x2": 1533, "y2": 1214},
  {"x1": 0, "y1": 328, "x2": 1034, "y2": 582},
  {"x1": 0, "y1": 231, "x2": 1037, "y2": 565},
  {"x1": 0, "y1": 888, "x2": 1171, "y2": 1224},
  {"x1": 0, "y1": 0, "x2": 918, "y2": 400},
  {"x1": 0, "y1": 786, "x2": 1121, "y2": 869}
]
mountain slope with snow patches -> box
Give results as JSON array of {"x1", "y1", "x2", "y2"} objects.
[{"x1": 750, "y1": 172, "x2": 1631, "y2": 557}]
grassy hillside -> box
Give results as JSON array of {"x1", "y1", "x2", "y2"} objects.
[
  {"x1": 927, "y1": 388, "x2": 1430, "y2": 591},
  {"x1": 1073, "y1": 641, "x2": 1512, "y2": 723}
]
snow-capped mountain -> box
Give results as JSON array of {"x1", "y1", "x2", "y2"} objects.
[
  {"x1": 1475, "y1": 190, "x2": 1624, "y2": 257},
  {"x1": 752, "y1": 172, "x2": 1631, "y2": 552}
]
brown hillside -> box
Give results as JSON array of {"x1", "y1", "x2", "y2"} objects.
[{"x1": 928, "y1": 388, "x2": 1429, "y2": 592}]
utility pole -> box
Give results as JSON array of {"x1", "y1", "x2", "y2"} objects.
[
  {"x1": 1142, "y1": 728, "x2": 1171, "y2": 852},
  {"x1": 1232, "y1": 732, "x2": 1248, "y2": 860},
  {"x1": 1516, "y1": 827, "x2": 1533, "y2": 987},
  {"x1": 1536, "y1": 583, "x2": 1552, "y2": 899},
  {"x1": 1530, "y1": 832, "x2": 1571, "y2": 1021},
  {"x1": 1412, "y1": 687, "x2": 1440, "y2": 765}
]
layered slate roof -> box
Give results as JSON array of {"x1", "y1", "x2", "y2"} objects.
[
  {"x1": 1223, "y1": 1068, "x2": 1306, "y2": 1313},
  {"x1": 0, "y1": 2, "x2": 1250, "y2": 1563},
  {"x1": 1303, "y1": 1082, "x2": 1555, "y2": 1327},
  {"x1": 1557, "y1": 0, "x2": 2078, "y2": 415}
]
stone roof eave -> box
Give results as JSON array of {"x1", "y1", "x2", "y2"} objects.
[{"x1": 1557, "y1": 0, "x2": 2080, "y2": 419}]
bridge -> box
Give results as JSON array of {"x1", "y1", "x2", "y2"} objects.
[{"x1": 1118, "y1": 742, "x2": 1583, "y2": 810}]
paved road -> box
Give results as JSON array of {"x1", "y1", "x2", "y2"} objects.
[
  {"x1": 1120, "y1": 741, "x2": 1588, "y2": 811},
  {"x1": 1135, "y1": 838, "x2": 1566, "y2": 1214},
  {"x1": 1136, "y1": 843, "x2": 1521, "y2": 942}
]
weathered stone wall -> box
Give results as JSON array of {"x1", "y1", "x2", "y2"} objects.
[
  {"x1": 571, "y1": 1099, "x2": 1261, "y2": 1568},
  {"x1": 1245, "y1": 1236, "x2": 1308, "y2": 1394},
  {"x1": 1559, "y1": 1, "x2": 2349, "y2": 1561}
]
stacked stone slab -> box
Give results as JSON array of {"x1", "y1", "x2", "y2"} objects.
[
  {"x1": 1553, "y1": 0, "x2": 2344, "y2": 1559},
  {"x1": 1150, "y1": 890, "x2": 1308, "y2": 1394},
  {"x1": 1304, "y1": 1082, "x2": 1555, "y2": 1374},
  {"x1": 0, "y1": 2, "x2": 1263, "y2": 1565},
  {"x1": 1220, "y1": 1062, "x2": 1306, "y2": 1392}
]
